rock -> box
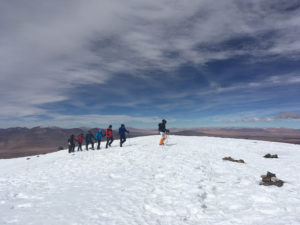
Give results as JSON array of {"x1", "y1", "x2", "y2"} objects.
[
  {"x1": 223, "y1": 156, "x2": 245, "y2": 163},
  {"x1": 264, "y1": 154, "x2": 278, "y2": 158},
  {"x1": 266, "y1": 171, "x2": 276, "y2": 178},
  {"x1": 273, "y1": 180, "x2": 284, "y2": 187},
  {"x1": 260, "y1": 171, "x2": 284, "y2": 187}
]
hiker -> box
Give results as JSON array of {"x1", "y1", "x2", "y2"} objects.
[
  {"x1": 105, "y1": 125, "x2": 114, "y2": 148},
  {"x1": 68, "y1": 134, "x2": 75, "y2": 153},
  {"x1": 158, "y1": 119, "x2": 169, "y2": 145},
  {"x1": 85, "y1": 130, "x2": 95, "y2": 150},
  {"x1": 96, "y1": 129, "x2": 104, "y2": 150},
  {"x1": 76, "y1": 133, "x2": 84, "y2": 151},
  {"x1": 119, "y1": 124, "x2": 129, "y2": 147}
]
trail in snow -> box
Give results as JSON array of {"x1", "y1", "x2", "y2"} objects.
[{"x1": 0, "y1": 135, "x2": 300, "y2": 225}]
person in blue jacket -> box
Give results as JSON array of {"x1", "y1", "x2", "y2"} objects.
[
  {"x1": 85, "y1": 130, "x2": 95, "y2": 150},
  {"x1": 119, "y1": 124, "x2": 129, "y2": 147},
  {"x1": 95, "y1": 129, "x2": 104, "y2": 150}
]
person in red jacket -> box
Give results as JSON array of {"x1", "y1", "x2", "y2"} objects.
[
  {"x1": 105, "y1": 125, "x2": 114, "y2": 149},
  {"x1": 76, "y1": 133, "x2": 84, "y2": 151}
]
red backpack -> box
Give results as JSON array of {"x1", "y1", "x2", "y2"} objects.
[
  {"x1": 106, "y1": 128, "x2": 113, "y2": 138},
  {"x1": 77, "y1": 135, "x2": 83, "y2": 143}
]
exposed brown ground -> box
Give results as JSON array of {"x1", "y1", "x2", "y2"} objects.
[
  {"x1": 0, "y1": 127, "x2": 157, "y2": 159},
  {"x1": 0, "y1": 127, "x2": 299, "y2": 159},
  {"x1": 172, "y1": 128, "x2": 300, "y2": 145},
  {"x1": 0, "y1": 147, "x2": 59, "y2": 159}
]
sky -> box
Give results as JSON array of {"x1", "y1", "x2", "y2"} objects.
[{"x1": 1, "y1": 0, "x2": 300, "y2": 129}]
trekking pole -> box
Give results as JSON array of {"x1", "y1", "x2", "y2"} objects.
[
  {"x1": 165, "y1": 131, "x2": 170, "y2": 145},
  {"x1": 165, "y1": 134, "x2": 169, "y2": 145}
]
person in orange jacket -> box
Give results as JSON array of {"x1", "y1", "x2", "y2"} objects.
[
  {"x1": 105, "y1": 125, "x2": 114, "y2": 149},
  {"x1": 158, "y1": 119, "x2": 169, "y2": 145}
]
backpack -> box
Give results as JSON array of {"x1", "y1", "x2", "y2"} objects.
[
  {"x1": 96, "y1": 131, "x2": 102, "y2": 140},
  {"x1": 158, "y1": 123, "x2": 163, "y2": 132},
  {"x1": 106, "y1": 128, "x2": 112, "y2": 137}
]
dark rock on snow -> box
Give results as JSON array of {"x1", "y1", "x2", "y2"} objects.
[
  {"x1": 260, "y1": 171, "x2": 284, "y2": 187},
  {"x1": 264, "y1": 153, "x2": 278, "y2": 158},
  {"x1": 223, "y1": 156, "x2": 245, "y2": 163}
]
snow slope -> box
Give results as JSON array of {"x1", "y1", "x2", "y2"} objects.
[{"x1": 0, "y1": 135, "x2": 300, "y2": 225}]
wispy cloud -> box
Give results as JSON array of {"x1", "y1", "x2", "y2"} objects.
[
  {"x1": 238, "y1": 111, "x2": 300, "y2": 123},
  {"x1": 278, "y1": 112, "x2": 300, "y2": 119},
  {"x1": 0, "y1": 113, "x2": 164, "y2": 128},
  {"x1": 1, "y1": 0, "x2": 300, "y2": 127},
  {"x1": 241, "y1": 117, "x2": 275, "y2": 122}
]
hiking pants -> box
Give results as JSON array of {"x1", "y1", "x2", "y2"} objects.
[
  {"x1": 77, "y1": 142, "x2": 82, "y2": 151},
  {"x1": 69, "y1": 144, "x2": 75, "y2": 153},
  {"x1": 106, "y1": 137, "x2": 114, "y2": 148},
  {"x1": 120, "y1": 135, "x2": 126, "y2": 147},
  {"x1": 97, "y1": 139, "x2": 101, "y2": 149},
  {"x1": 86, "y1": 141, "x2": 94, "y2": 150},
  {"x1": 159, "y1": 132, "x2": 167, "y2": 145}
]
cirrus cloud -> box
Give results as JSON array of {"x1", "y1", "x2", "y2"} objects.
[{"x1": 1, "y1": 0, "x2": 300, "y2": 127}]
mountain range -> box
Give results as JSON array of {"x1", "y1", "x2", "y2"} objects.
[{"x1": 0, "y1": 127, "x2": 300, "y2": 159}]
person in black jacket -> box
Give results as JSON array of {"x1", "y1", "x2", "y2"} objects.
[
  {"x1": 85, "y1": 130, "x2": 95, "y2": 150},
  {"x1": 158, "y1": 119, "x2": 169, "y2": 145},
  {"x1": 68, "y1": 134, "x2": 75, "y2": 153}
]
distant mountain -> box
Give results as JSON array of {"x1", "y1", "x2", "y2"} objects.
[
  {"x1": 171, "y1": 127, "x2": 300, "y2": 145},
  {"x1": 0, "y1": 127, "x2": 157, "y2": 159},
  {"x1": 1, "y1": 127, "x2": 299, "y2": 159}
]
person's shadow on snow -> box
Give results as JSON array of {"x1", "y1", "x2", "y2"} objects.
[{"x1": 165, "y1": 143, "x2": 177, "y2": 147}]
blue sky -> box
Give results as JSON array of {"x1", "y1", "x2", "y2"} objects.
[{"x1": 1, "y1": 0, "x2": 300, "y2": 128}]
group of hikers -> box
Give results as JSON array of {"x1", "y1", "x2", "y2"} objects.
[
  {"x1": 67, "y1": 124, "x2": 129, "y2": 153},
  {"x1": 67, "y1": 119, "x2": 170, "y2": 153}
]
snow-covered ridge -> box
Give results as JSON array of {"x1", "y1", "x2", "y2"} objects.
[{"x1": 0, "y1": 135, "x2": 300, "y2": 225}]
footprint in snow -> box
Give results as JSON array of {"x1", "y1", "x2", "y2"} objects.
[
  {"x1": 200, "y1": 192, "x2": 207, "y2": 201},
  {"x1": 11, "y1": 203, "x2": 33, "y2": 209},
  {"x1": 109, "y1": 174, "x2": 121, "y2": 179},
  {"x1": 154, "y1": 174, "x2": 165, "y2": 179},
  {"x1": 18, "y1": 203, "x2": 32, "y2": 208},
  {"x1": 144, "y1": 204, "x2": 176, "y2": 216},
  {"x1": 201, "y1": 204, "x2": 207, "y2": 209}
]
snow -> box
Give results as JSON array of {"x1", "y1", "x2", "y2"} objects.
[{"x1": 1, "y1": 135, "x2": 300, "y2": 225}]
